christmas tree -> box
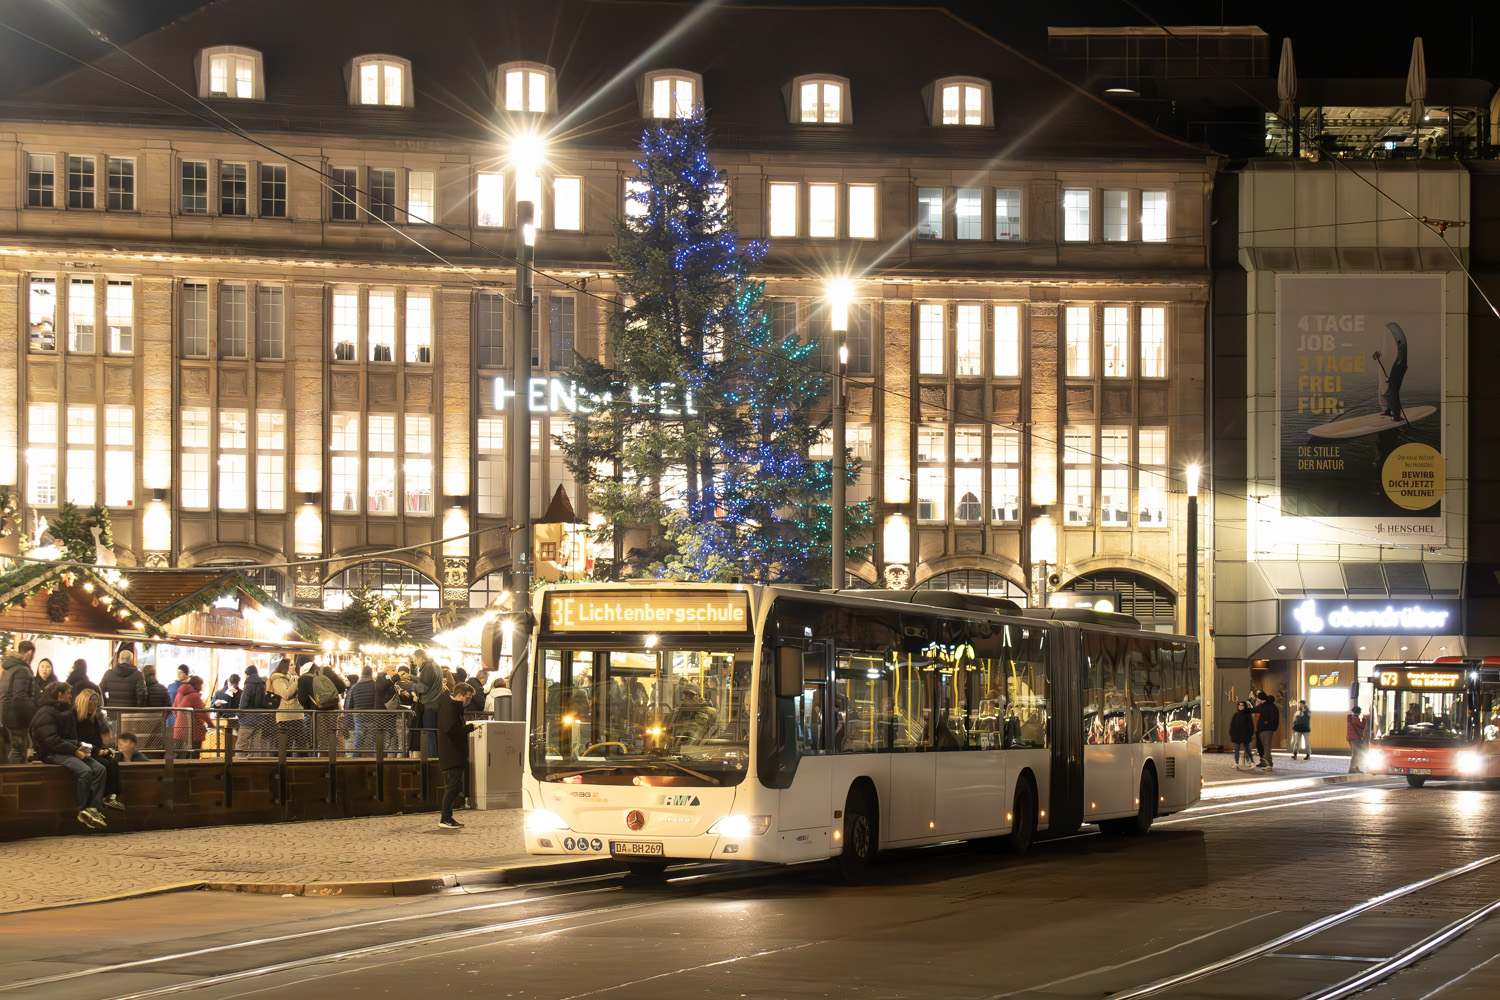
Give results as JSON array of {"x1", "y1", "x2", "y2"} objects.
[{"x1": 562, "y1": 113, "x2": 870, "y2": 585}]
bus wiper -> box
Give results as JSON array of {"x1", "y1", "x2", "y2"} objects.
[{"x1": 546, "y1": 757, "x2": 720, "y2": 785}]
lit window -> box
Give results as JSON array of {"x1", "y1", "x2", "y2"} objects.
[
  {"x1": 936, "y1": 79, "x2": 988, "y2": 126},
  {"x1": 477, "y1": 417, "x2": 506, "y2": 515},
  {"x1": 477, "y1": 172, "x2": 504, "y2": 227},
  {"x1": 27, "y1": 154, "x2": 55, "y2": 208},
  {"x1": 501, "y1": 63, "x2": 553, "y2": 113},
  {"x1": 1062, "y1": 189, "x2": 1090, "y2": 241},
  {"x1": 917, "y1": 468, "x2": 946, "y2": 522},
  {"x1": 221, "y1": 162, "x2": 248, "y2": 215},
  {"x1": 1141, "y1": 191, "x2": 1169, "y2": 242},
  {"x1": 917, "y1": 303, "x2": 944, "y2": 375},
  {"x1": 917, "y1": 187, "x2": 943, "y2": 239},
  {"x1": 369, "y1": 168, "x2": 397, "y2": 223},
  {"x1": 201, "y1": 47, "x2": 262, "y2": 100},
  {"x1": 768, "y1": 182, "x2": 798, "y2": 237},
  {"x1": 647, "y1": 72, "x2": 699, "y2": 119},
  {"x1": 846, "y1": 302, "x2": 873, "y2": 377},
  {"x1": 954, "y1": 467, "x2": 983, "y2": 522},
  {"x1": 29, "y1": 277, "x2": 56, "y2": 352},
  {"x1": 955, "y1": 187, "x2": 981, "y2": 240},
  {"x1": 1100, "y1": 428, "x2": 1130, "y2": 524},
  {"x1": 849, "y1": 184, "x2": 876, "y2": 239},
  {"x1": 955, "y1": 425, "x2": 983, "y2": 462},
  {"x1": 553, "y1": 176, "x2": 582, "y2": 231},
  {"x1": 1063, "y1": 427, "x2": 1094, "y2": 525},
  {"x1": 331, "y1": 167, "x2": 358, "y2": 221},
  {"x1": 108, "y1": 158, "x2": 135, "y2": 211},
  {"x1": 332, "y1": 287, "x2": 358, "y2": 361},
  {"x1": 259, "y1": 164, "x2": 287, "y2": 217},
  {"x1": 1138, "y1": 427, "x2": 1167, "y2": 525},
  {"x1": 66, "y1": 405, "x2": 96, "y2": 506},
  {"x1": 1103, "y1": 306, "x2": 1128, "y2": 377},
  {"x1": 106, "y1": 280, "x2": 132, "y2": 354},
  {"x1": 104, "y1": 406, "x2": 133, "y2": 508},
  {"x1": 330, "y1": 414, "x2": 361, "y2": 513},
  {"x1": 477, "y1": 291, "x2": 504, "y2": 367},
  {"x1": 368, "y1": 288, "x2": 396, "y2": 362},
  {"x1": 352, "y1": 56, "x2": 411, "y2": 107},
  {"x1": 181, "y1": 160, "x2": 208, "y2": 214},
  {"x1": 368, "y1": 414, "x2": 397, "y2": 513},
  {"x1": 1141, "y1": 306, "x2": 1166, "y2": 377},
  {"x1": 1065, "y1": 305, "x2": 1091, "y2": 377},
  {"x1": 180, "y1": 408, "x2": 211, "y2": 509},
  {"x1": 406, "y1": 289, "x2": 432, "y2": 363},
  {"x1": 407, "y1": 169, "x2": 434, "y2": 224},
  {"x1": 1103, "y1": 190, "x2": 1128, "y2": 242},
  {"x1": 994, "y1": 304, "x2": 1020, "y2": 377},
  {"x1": 67, "y1": 155, "x2": 95, "y2": 209},
  {"x1": 809, "y1": 183, "x2": 837, "y2": 238},
  {"x1": 69, "y1": 278, "x2": 95, "y2": 353},
  {"x1": 256, "y1": 286, "x2": 284, "y2": 360},
  {"x1": 991, "y1": 429, "x2": 1021, "y2": 522},
  {"x1": 917, "y1": 425, "x2": 946, "y2": 463},
  {"x1": 219, "y1": 282, "x2": 247, "y2": 359},
  {"x1": 256, "y1": 411, "x2": 285, "y2": 510},
  {"x1": 955, "y1": 304, "x2": 982, "y2": 376},
  {"x1": 181, "y1": 282, "x2": 209, "y2": 357},
  {"x1": 219, "y1": 410, "x2": 248, "y2": 510},
  {"x1": 405, "y1": 414, "x2": 433, "y2": 515},
  {"x1": 26, "y1": 403, "x2": 58, "y2": 506},
  {"x1": 549, "y1": 297, "x2": 575, "y2": 371},
  {"x1": 995, "y1": 188, "x2": 1022, "y2": 240},
  {"x1": 625, "y1": 177, "x2": 650, "y2": 219},
  {"x1": 796, "y1": 77, "x2": 847, "y2": 124}
]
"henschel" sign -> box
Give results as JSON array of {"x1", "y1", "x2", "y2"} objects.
[{"x1": 492, "y1": 376, "x2": 700, "y2": 415}]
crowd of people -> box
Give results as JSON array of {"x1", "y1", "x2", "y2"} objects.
[{"x1": 0, "y1": 640, "x2": 513, "y2": 830}]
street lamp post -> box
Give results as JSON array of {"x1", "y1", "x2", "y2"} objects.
[
  {"x1": 511, "y1": 200, "x2": 535, "y2": 674},
  {"x1": 828, "y1": 280, "x2": 851, "y2": 591},
  {"x1": 1030, "y1": 513, "x2": 1057, "y2": 609},
  {"x1": 1185, "y1": 464, "x2": 1199, "y2": 636}
]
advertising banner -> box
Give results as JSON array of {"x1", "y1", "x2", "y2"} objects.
[{"x1": 1278, "y1": 275, "x2": 1444, "y2": 543}]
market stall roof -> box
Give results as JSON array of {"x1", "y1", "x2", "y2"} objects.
[
  {"x1": 138, "y1": 571, "x2": 330, "y2": 645},
  {"x1": 0, "y1": 562, "x2": 168, "y2": 639}
]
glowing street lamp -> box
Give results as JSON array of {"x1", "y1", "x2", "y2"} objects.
[
  {"x1": 828, "y1": 278, "x2": 852, "y2": 589},
  {"x1": 1030, "y1": 514, "x2": 1058, "y2": 608},
  {"x1": 1185, "y1": 464, "x2": 1200, "y2": 636}
]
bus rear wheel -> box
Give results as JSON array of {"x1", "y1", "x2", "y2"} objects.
[
  {"x1": 1101, "y1": 769, "x2": 1158, "y2": 836},
  {"x1": 1407, "y1": 775, "x2": 1428, "y2": 788},
  {"x1": 1002, "y1": 777, "x2": 1037, "y2": 855},
  {"x1": 836, "y1": 788, "x2": 876, "y2": 884}
]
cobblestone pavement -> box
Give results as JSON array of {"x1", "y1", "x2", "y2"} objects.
[
  {"x1": 0, "y1": 807, "x2": 540, "y2": 914},
  {"x1": 1201, "y1": 749, "x2": 1355, "y2": 784}
]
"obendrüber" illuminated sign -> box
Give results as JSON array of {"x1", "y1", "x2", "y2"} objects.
[
  {"x1": 493, "y1": 376, "x2": 700, "y2": 416},
  {"x1": 1283, "y1": 598, "x2": 1456, "y2": 635}
]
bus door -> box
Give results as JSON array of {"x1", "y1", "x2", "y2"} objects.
[{"x1": 778, "y1": 640, "x2": 833, "y2": 835}]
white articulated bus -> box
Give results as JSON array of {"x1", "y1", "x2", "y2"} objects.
[{"x1": 521, "y1": 583, "x2": 1201, "y2": 880}]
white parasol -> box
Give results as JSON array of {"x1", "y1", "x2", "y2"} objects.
[
  {"x1": 1276, "y1": 37, "x2": 1297, "y2": 125},
  {"x1": 1405, "y1": 37, "x2": 1427, "y2": 127}
]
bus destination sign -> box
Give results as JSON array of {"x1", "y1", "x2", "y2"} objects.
[
  {"x1": 1375, "y1": 669, "x2": 1464, "y2": 690},
  {"x1": 545, "y1": 591, "x2": 751, "y2": 633}
]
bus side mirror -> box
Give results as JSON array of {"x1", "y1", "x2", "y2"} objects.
[{"x1": 776, "y1": 646, "x2": 804, "y2": 698}]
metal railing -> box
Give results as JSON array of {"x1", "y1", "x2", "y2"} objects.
[{"x1": 109, "y1": 708, "x2": 417, "y2": 760}]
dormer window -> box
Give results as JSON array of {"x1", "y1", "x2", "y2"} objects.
[
  {"x1": 931, "y1": 77, "x2": 991, "y2": 126},
  {"x1": 792, "y1": 75, "x2": 849, "y2": 124},
  {"x1": 643, "y1": 70, "x2": 701, "y2": 119},
  {"x1": 197, "y1": 46, "x2": 263, "y2": 100},
  {"x1": 349, "y1": 55, "x2": 413, "y2": 107},
  {"x1": 499, "y1": 62, "x2": 555, "y2": 113}
]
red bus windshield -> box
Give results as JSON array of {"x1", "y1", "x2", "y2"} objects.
[{"x1": 1372, "y1": 688, "x2": 1472, "y2": 744}]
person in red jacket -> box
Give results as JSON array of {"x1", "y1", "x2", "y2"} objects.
[
  {"x1": 172, "y1": 676, "x2": 209, "y2": 758},
  {"x1": 1346, "y1": 705, "x2": 1367, "y2": 773}
]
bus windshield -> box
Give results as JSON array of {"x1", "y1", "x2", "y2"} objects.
[
  {"x1": 530, "y1": 644, "x2": 753, "y2": 785},
  {"x1": 1372, "y1": 688, "x2": 1473, "y2": 744}
]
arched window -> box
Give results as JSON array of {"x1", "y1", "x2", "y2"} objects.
[
  {"x1": 642, "y1": 69, "x2": 702, "y2": 119},
  {"x1": 956, "y1": 490, "x2": 983, "y2": 523},
  {"x1": 917, "y1": 570, "x2": 1026, "y2": 600},
  {"x1": 497, "y1": 62, "x2": 555, "y2": 114},
  {"x1": 323, "y1": 561, "x2": 439, "y2": 610},
  {"x1": 1058, "y1": 570, "x2": 1177, "y2": 632},
  {"x1": 200, "y1": 559, "x2": 288, "y2": 604},
  {"x1": 348, "y1": 55, "x2": 413, "y2": 107},
  {"x1": 790, "y1": 75, "x2": 850, "y2": 124},
  {"x1": 469, "y1": 571, "x2": 510, "y2": 609},
  {"x1": 197, "y1": 46, "x2": 263, "y2": 100},
  {"x1": 928, "y1": 76, "x2": 991, "y2": 126}
]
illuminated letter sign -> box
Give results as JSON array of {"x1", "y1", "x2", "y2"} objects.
[
  {"x1": 1282, "y1": 598, "x2": 1456, "y2": 635},
  {"x1": 1374, "y1": 669, "x2": 1464, "y2": 690},
  {"x1": 493, "y1": 376, "x2": 701, "y2": 416},
  {"x1": 545, "y1": 590, "x2": 751, "y2": 633}
]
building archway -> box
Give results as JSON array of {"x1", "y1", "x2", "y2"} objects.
[
  {"x1": 198, "y1": 558, "x2": 290, "y2": 605},
  {"x1": 323, "y1": 560, "x2": 441, "y2": 610},
  {"x1": 1057, "y1": 569, "x2": 1178, "y2": 631},
  {"x1": 917, "y1": 569, "x2": 1028, "y2": 601}
]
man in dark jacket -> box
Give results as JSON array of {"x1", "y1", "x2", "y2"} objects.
[
  {"x1": 1255, "y1": 691, "x2": 1281, "y2": 771},
  {"x1": 30, "y1": 681, "x2": 108, "y2": 828},
  {"x1": 100, "y1": 650, "x2": 148, "y2": 708},
  {"x1": 236, "y1": 665, "x2": 268, "y2": 755},
  {"x1": 344, "y1": 666, "x2": 379, "y2": 756},
  {"x1": 66, "y1": 660, "x2": 102, "y2": 701},
  {"x1": 142, "y1": 665, "x2": 170, "y2": 706},
  {"x1": 436, "y1": 683, "x2": 476, "y2": 829},
  {"x1": 1, "y1": 640, "x2": 39, "y2": 764}
]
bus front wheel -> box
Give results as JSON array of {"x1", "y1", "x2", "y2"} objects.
[
  {"x1": 1407, "y1": 775, "x2": 1428, "y2": 788},
  {"x1": 836, "y1": 788, "x2": 876, "y2": 883}
]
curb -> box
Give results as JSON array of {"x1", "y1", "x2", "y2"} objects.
[{"x1": 1204, "y1": 771, "x2": 1380, "y2": 793}]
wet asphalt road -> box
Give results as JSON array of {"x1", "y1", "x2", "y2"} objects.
[{"x1": 2, "y1": 778, "x2": 1499, "y2": 1000}]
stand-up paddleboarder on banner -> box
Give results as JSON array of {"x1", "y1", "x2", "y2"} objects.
[
  {"x1": 1375, "y1": 321, "x2": 1408, "y2": 420},
  {"x1": 1309, "y1": 321, "x2": 1433, "y2": 440}
]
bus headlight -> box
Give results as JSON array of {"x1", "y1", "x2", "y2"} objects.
[
  {"x1": 708, "y1": 815, "x2": 772, "y2": 837},
  {"x1": 525, "y1": 809, "x2": 570, "y2": 833},
  {"x1": 1455, "y1": 751, "x2": 1485, "y2": 775},
  {"x1": 1364, "y1": 750, "x2": 1386, "y2": 770}
]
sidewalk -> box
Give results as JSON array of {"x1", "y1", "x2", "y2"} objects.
[
  {"x1": 0, "y1": 807, "x2": 575, "y2": 915},
  {"x1": 1201, "y1": 749, "x2": 1355, "y2": 785}
]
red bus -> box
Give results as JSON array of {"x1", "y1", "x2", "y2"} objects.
[{"x1": 1363, "y1": 658, "x2": 1500, "y2": 788}]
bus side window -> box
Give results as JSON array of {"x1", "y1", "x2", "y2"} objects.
[{"x1": 796, "y1": 644, "x2": 830, "y2": 756}]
